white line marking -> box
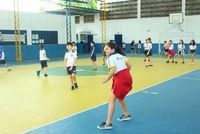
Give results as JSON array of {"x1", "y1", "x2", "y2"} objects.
[
  {"x1": 142, "y1": 91, "x2": 149, "y2": 93},
  {"x1": 23, "y1": 67, "x2": 200, "y2": 134},
  {"x1": 178, "y1": 76, "x2": 200, "y2": 81},
  {"x1": 151, "y1": 92, "x2": 159, "y2": 95}
]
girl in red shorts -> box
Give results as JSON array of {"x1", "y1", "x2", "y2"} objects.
[
  {"x1": 97, "y1": 41, "x2": 133, "y2": 130},
  {"x1": 166, "y1": 40, "x2": 175, "y2": 63}
]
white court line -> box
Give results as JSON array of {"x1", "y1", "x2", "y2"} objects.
[
  {"x1": 23, "y1": 67, "x2": 200, "y2": 134},
  {"x1": 151, "y1": 92, "x2": 159, "y2": 95},
  {"x1": 178, "y1": 76, "x2": 200, "y2": 81}
]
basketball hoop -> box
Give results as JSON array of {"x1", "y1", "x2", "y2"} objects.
[
  {"x1": 169, "y1": 13, "x2": 184, "y2": 32},
  {"x1": 169, "y1": 13, "x2": 183, "y2": 24}
]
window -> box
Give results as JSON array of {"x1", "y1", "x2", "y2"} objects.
[
  {"x1": 75, "y1": 16, "x2": 80, "y2": 24},
  {"x1": 84, "y1": 15, "x2": 95, "y2": 23}
]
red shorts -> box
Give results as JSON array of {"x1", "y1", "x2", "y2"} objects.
[
  {"x1": 168, "y1": 50, "x2": 175, "y2": 57},
  {"x1": 112, "y1": 69, "x2": 133, "y2": 100}
]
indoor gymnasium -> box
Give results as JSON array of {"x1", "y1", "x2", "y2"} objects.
[{"x1": 0, "y1": 0, "x2": 200, "y2": 134}]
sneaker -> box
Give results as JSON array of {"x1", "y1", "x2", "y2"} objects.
[
  {"x1": 166, "y1": 61, "x2": 169, "y2": 63},
  {"x1": 182, "y1": 61, "x2": 184, "y2": 64},
  {"x1": 172, "y1": 60, "x2": 174, "y2": 63},
  {"x1": 71, "y1": 86, "x2": 75, "y2": 90},
  {"x1": 149, "y1": 64, "x2": 153, "y2": 67},
  {"x1": 175, "y1": 61, "x2": 178, "y2": 64},
  {"x1": 37, "y1": 71, "x2": 40, "y2": 76},
  {"x1": 7, "y1": 68, "x2": 11, "y2": 71},
  {"x1": 117, "y1": 114, "x2": 131, "y2": 121},
  {"x1": 97, "y1": 122, "x2": 112, "y2": 130},
  {"x1": 145, "y1": 65, "x2": 149, "y2": 67},
  {"x1": 44, "y1": 73, "x2": 48, "y2": 77},
  {"x1": 74, "y1": 83, "x2": 78, "y2": 89}
]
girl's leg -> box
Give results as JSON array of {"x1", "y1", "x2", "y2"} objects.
[
  {"x1": 192, "y1": 54, "x2": 194, "y2": 64},
  {"x1": 181, "y1": 55, "x2": 184, "y2": 63},
  {"x1": 145, "y1": 56, "x2": 149, "y2": 66},
  {"x1": 118, "y1": 99, "x2": 130, "y2": 116},
  {"x1": 106, "y1": 92, "x2": 117, "y2": 125},
  {"x1": 72, "y1": 74, "x2": 76, "y2": 83},
  {"x1": 175, "y1": 54, "x2": 179, "y2": 63},
  {"x1": 44, "y1": 67, "x2": 48, "y2": 76},
  {"x1": 72, "y1": 74, "x2": 78, "y2": 88},
  {"x1": 70, "y1": 75, "x2": 75, "y2": 90}
]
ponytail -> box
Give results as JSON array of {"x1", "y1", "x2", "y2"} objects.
[
  {"x1": 106, "y1": 41, "x2": 126, "y2": 56},
  {"x1": 115, "y1": 46, "x2": 126, "y2": 56}
]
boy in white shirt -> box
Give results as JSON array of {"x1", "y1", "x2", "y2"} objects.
[
  {"x1": 37, "y1": 44, "x2": 49, "y2": 77},
  {"x1": 64, "y1": 42, "x2": 78, "y2": 90}
]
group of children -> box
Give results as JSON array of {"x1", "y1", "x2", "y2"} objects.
[
  {"x1": 36, "y1": 42, "x2": 78, "y2": 90},
  {"x1": 122, "y1": 40, "x2": 142, "y2": 55},
  {"x1": 35, "y1": 41, "x2": 133, "y2": 130},
  {"x1": 164, "y1": 39, "x2": 197, "y2": 64}
]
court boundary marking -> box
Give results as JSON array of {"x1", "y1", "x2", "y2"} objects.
[{"x1": 23, "y1": 67, "x2": 200, "y2": 134}]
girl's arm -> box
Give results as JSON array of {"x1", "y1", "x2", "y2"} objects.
[
  {"x1": 103, "y1": 66, "x2": 116, "y2": 83},
  {"x1": 125, "y1": 61, "x2": 131, "y2": 71},
  {"x1": 64, "y1": 58, "x2": 67, "y2": 70}
]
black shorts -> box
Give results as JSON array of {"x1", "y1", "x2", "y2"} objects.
[
  {"x1": 0, "y1": 60, "x2": 6, "y2": 65},
  {"x1": 91, "y1": 54, "x2": 96, "y2": 62},
  {"x1": 190, "y1": 50, "x2": 196, "y2": 54},
  {"x1": 40, "y1": 60, "x2": 48, "y2": 68},
  {"x1": 144, "y1": 50, "x2": 152, "y2": 57},
  {"x1": 178, "y1": 51, "x2": 184, "y2": 55},
  {"x1": 67, "y1": 66, "x2": 76, "y2": 75},
  {"x1": 164, "y1": 48, "x2": 169, "y2": 52}
]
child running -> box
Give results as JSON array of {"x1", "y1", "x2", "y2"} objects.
[
  {"x1": 36, "y1": 44, "x2": 49, "y2": 77},
  {"x1": 0, "y1": 46, "x2": 11, "y2": 71},
  {"x1": 144, "y1": 38, "x2": 153, "y2": 67},
  {"x1": 64, "y1": 42, "x2": 78, "y2": 90},
  {"x1": 175, "y1": 39, "x2": 185, "y2": 64},
  {"x1": 97, "y1": 41, "x2": 133, "y2": 130},
  {"x1": 90, "y1": 41, "x2": 97, "y2": 70},
  {"x1": 166, "y1": 40, "x2": 175, "y2": 63}
]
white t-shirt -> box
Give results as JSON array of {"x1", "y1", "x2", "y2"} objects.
[
  {"x1": 72, "y1": 45, "x2": 77, "y2": 55},
  {"x1": 39, "y1": 49, "x2": 48, "y2": 61},
  {"x1": 189, "y1": 45, "x2": 197, "y2": 50},
  {"x1": 138, "y1": 43, "x2": 142, "y2": 49},
  {"x1": 107, "y1": 53, "x2": 127, "y2": 74},
  {"x1": 144, "y1": 43, "x2": 152, "y2": 50},
  {"x1": 169, "y1": 44, "x2": 174, "y2": 50},
  {"x1": 0, "y1": 51, "x2": 5, "y2": 60},
  {"x1": 64, "y1": 51, "x2": 77, "y2": 67},
  {"x1": 178, "y1": 44, "x2": 185, "y2": 51}
]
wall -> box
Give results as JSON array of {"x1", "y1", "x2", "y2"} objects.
[
  {"x1": 3, "y1": 44, "x2": 66, "y2": 61},
  {"x1": 2, "y1": 43, "x2": 199, "y2": 61},
  {"x1": 1, "y1": 9, "x2": 200, "y2": 45},
  {"x1": 0, "y1": 10, "x2": 66, "y2": 45},
  {"x1": 73, "y1": 14, "x2": 200, "y2": 44}
]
